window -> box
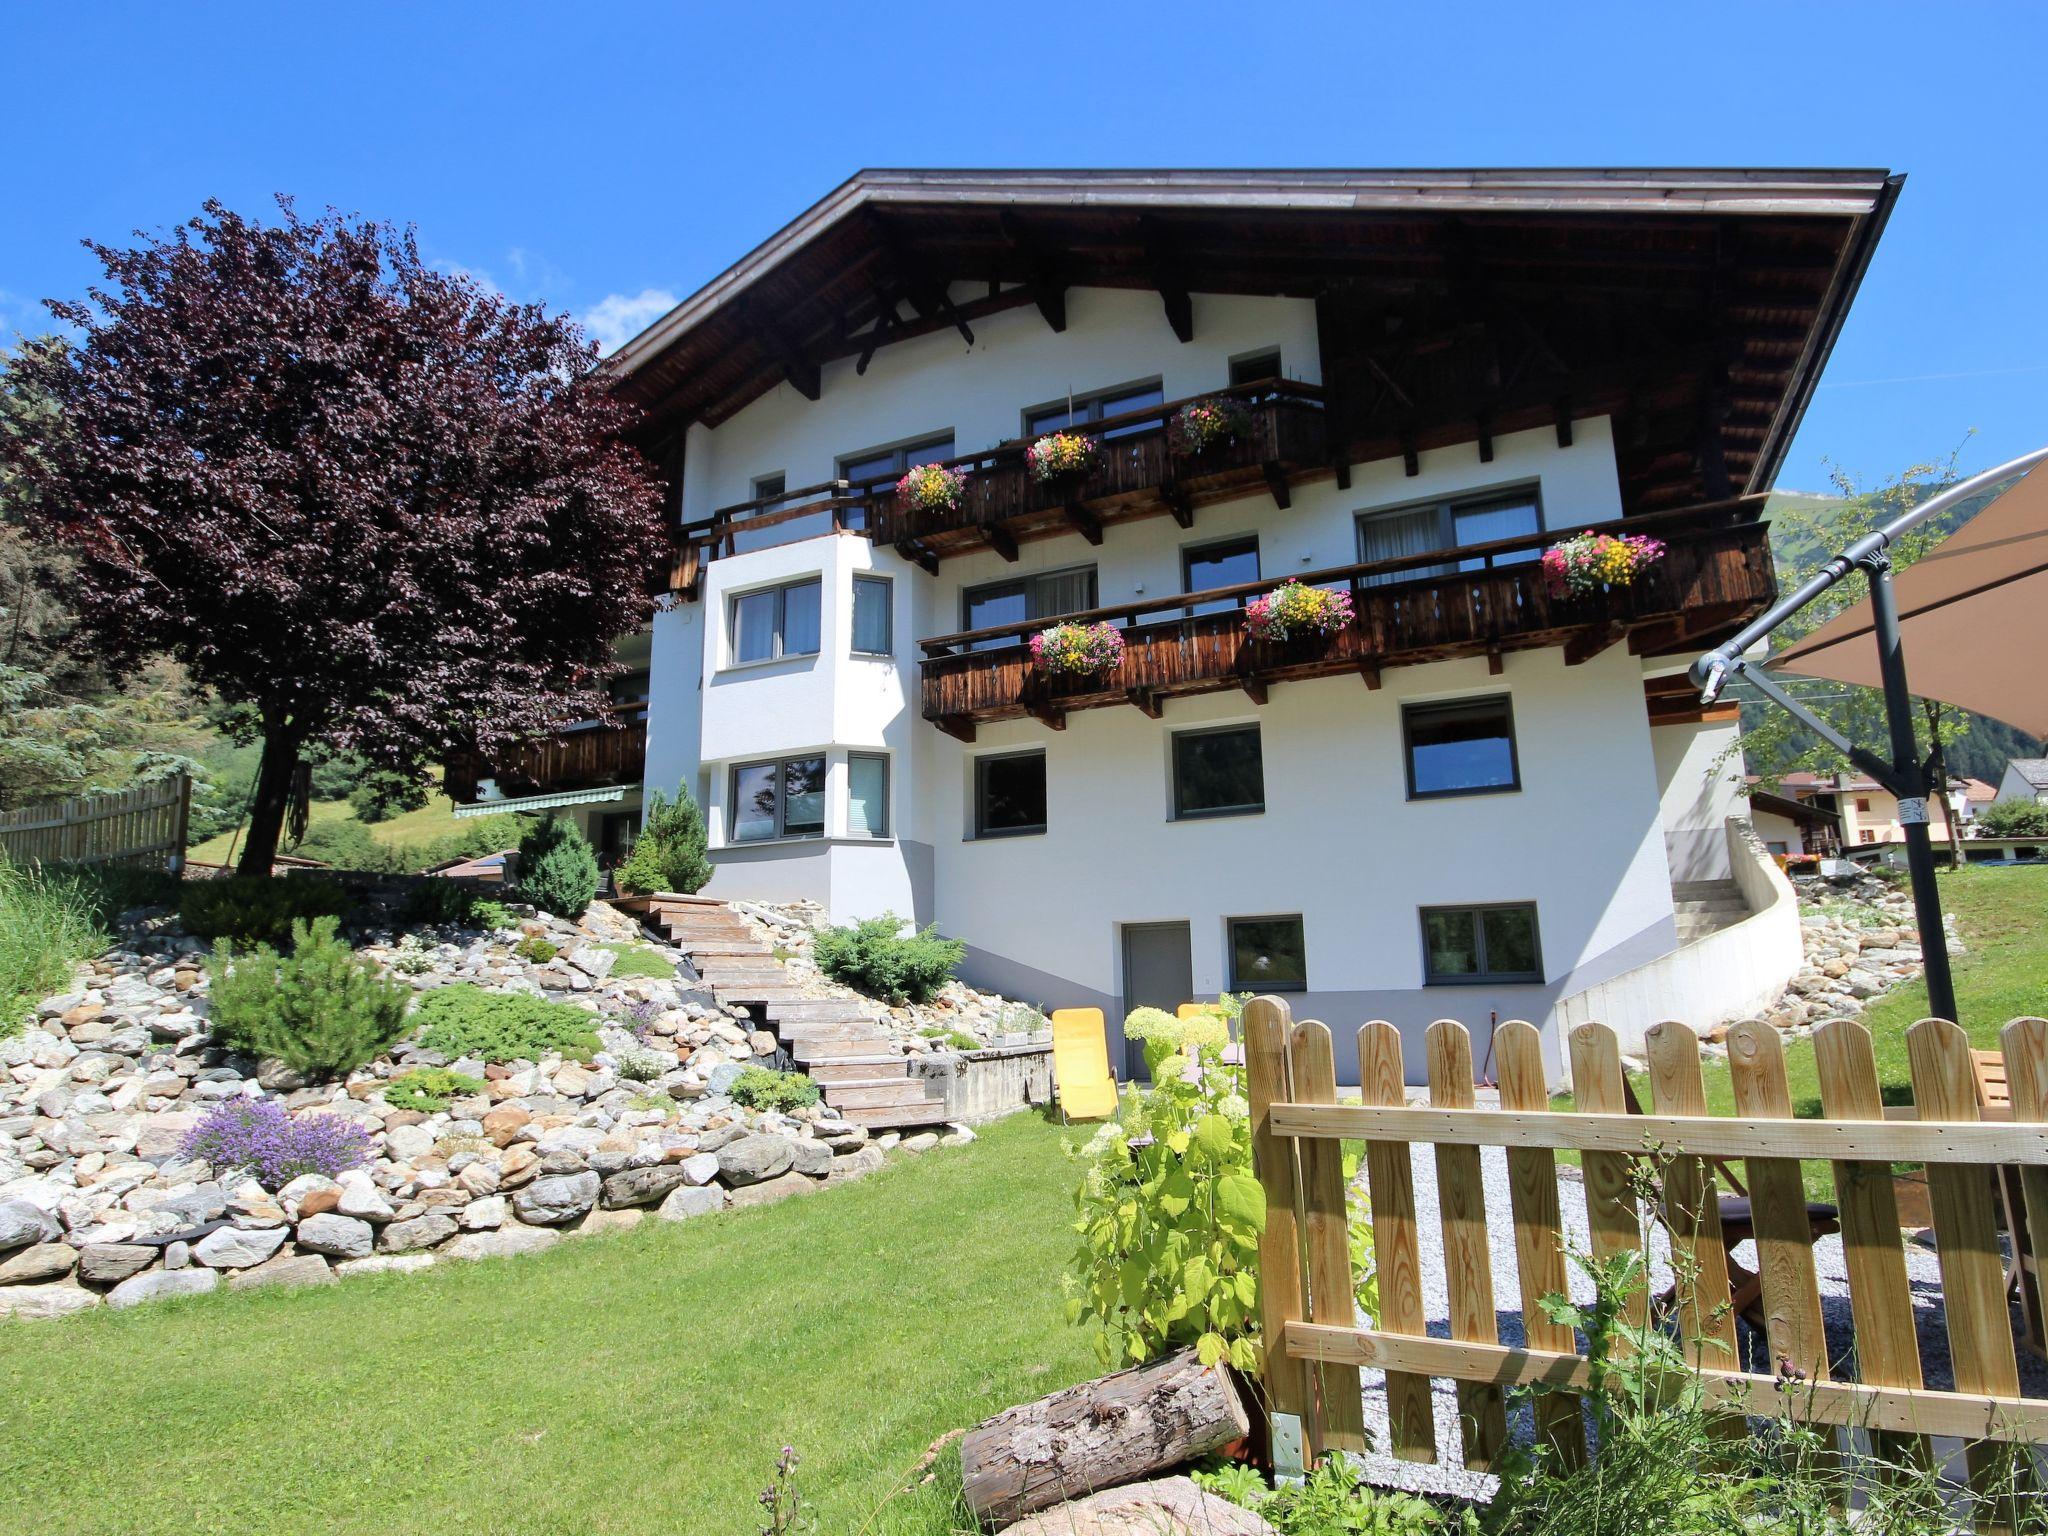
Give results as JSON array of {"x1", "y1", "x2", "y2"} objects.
[
  {"x1": 1403, "y1": 696, "x2": 1519, "y2": 799},
  {"x1": 847, "y1": 754, "x2": 889, "y2": 838},
  {"x1": 840, "y1": 434, "x2": 955, "y2": 530},
  {"x1": 974, "y1": 751, "x2": 1047, "y2": 838},
  {"x1": 752, "y1": 472, "x2": 786, "y2": 502},
  {"x1": 1228, "y1": 916, "x2": 1307, "y2": 993},
  {"x1": 729, "y1": 756, "x2": 825, "y2": 843},
  {"x1": 1181, "y1": 536, "x2": 1260, "y2": 618},
  {"x1": 608, "y1": 669, "x2": 651, "y2": 706},
  {"x1": 1228, "y1": 350, "x2": 1282, "y2": 387},
  {"x1": 1420, "y1": 904, "x2": 1541, "y2": 984},
  {"x1": 729, "y1": 578, "x2": 822, "y2": 665},
  {"x1": 1172, "y1": 726, "x2": 1265, "y2": 819},
  {"x1": 1855, "y1": 797, "x2": 1872, "y2": 813},
  {"x1": 1356, "y1": 488, "x2": 1543, "y2": 587},
  {"x1": 852, "y1": 575, "x2": 893, "y2": 656},
  {"x1": 1026, "y1": 379, "x2": 1166, "y2": 440},
  {"x1": 962, "y1": 566, "x2": 1097, "y2": 650}
]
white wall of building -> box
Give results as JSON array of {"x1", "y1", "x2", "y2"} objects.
[
  {"x1": 1996, "y1": 762, "x2": 2048, "y2": 805},
  {"x1": 1650, "y1": 715, "x2": 1747, "y2": 882}
]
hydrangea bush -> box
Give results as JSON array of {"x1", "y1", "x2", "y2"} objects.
[
  {"x1": 1540, "y1": 529, "x2": 1666, "y2": 596},
  {"x1": 1025, "y1": 430, "x2": 1099, "y2": 484},
  {"x1": 180, "y1": 1098, "x2": 373, "y2": 1189},
  {"x1": 894, "y1": 461, "x2": 969, "y2": 514},
  {"x1": 1170, "y1": 395, "x2": 1253, "y2": 455},
  {"x1": 1029, "y1": 620, "x2": 1125, "y2": 676},
  {"x1": 1243, "y1": 580, "x2": 1354, "y2": 643}
]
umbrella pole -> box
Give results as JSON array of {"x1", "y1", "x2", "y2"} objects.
[{"x1": 1865, "y1": 553, "x2": 1961, "y2": 1024}]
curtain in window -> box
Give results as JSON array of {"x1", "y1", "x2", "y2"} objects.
[
  {"x1": 1032, "y1": 568, "x2": 1096, "y2": 620},
  {"x1": 1359, "y1": 508, "x2": 1453, "y2": 587},
  {"x1": 732, "y1": 591, "x2": 777, "y2": 663},
  {"x1": 847, "y1": 756, "x2": 888, "y2": 838},
  {"x1": 781, "y1": 580, "x2": 822, "y2": 656},
  {"x1": 852, "y1": 578, "x2": 890, "y2": 654},
  {"x1": 1454, "y1": 498, "x2": 1541, "y2": 569}
]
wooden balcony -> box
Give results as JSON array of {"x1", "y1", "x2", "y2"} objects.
[
  {"x1": 675, "y1": 380, "x2": 1330, "y2": 595},
  {"x1": 917, "y1": 498, "x2": 1774, "y2": 739},
  {"x1": 445, "y1": 704, "x2": 649, "y2": 806}
]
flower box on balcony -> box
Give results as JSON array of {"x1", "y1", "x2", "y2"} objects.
[
  {"x1": 1030, "y1": 620, "x2": 1125, "y2": 677},
  {"x1": 1540, "y1": 530, "x2": 1666, "y2": 597},
  {"x1": 1244, "y1": 580, "x2": 1354, "y2": 644}
]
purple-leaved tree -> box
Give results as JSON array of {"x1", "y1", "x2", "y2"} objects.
[{"x1": 2, "y1": 199, "x2": 667, "y2": 873}]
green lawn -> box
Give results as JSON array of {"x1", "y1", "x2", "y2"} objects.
[
  {"x1": 186, "y1": 779, "x2": 480, "y2": 866},
  {"x1": 1561, "y1": 863, "x2": 2048, "y2": 1196},
  {"x1": 0, "y1": 1114, "x2": 1094, "y2": 1536}
]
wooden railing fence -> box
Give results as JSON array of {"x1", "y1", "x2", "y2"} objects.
[
  {"x1": 1244, "y1": 998, "x2": 2048, "y2": 1518},
  {"x1": 0, "y1": 774, "x2": 191, "y2": 870}
]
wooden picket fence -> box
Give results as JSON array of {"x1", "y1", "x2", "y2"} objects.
[
  {"x1": 0, "y1": 775, "x2": 191, "y2": 870},
  {"x1": 1244, "y1": 997, "x2": 2048, "y2": 1517}
]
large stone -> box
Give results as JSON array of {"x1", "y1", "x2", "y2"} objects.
[
  {"x1": 481, "y1": 1107, "x2": 531, "y2": 1147},
  {"x1": 227, "y1": 1253, "x2": 335, "y2": 1292},
  {"x1": 0, "y1": 1198, "x2": 57, "y2": 1251},
  {"x1": 295, "y1": 1213, "x2": 375, "y2": 1260},
  {"x1": 459, "y1": 1196, "x2": 507, "y2": 1231},
  {"x1": 725, "y1": 1171, "x2": 816, "y2": 1211},
  {"x1": 511, "y1": 1171, "x2": 599, "y2": 1227},
  {"x1": 107, "y1": 1268, "x2": 219, "y2": 1309},
  {"x1": 0, "y1": 1282, "x2": 100, "y2": 1319},
  {"x1": 571, "y1": 1207, "x2": 642, "y2": 1238},
  {"x1": 77, "y1": 1243, "x2": 157, "y2": 1285},
  {"x1": 334, "y1": 1254, "x2": 435, "y2": 1279},
  {"x1": 824, "y1": 1144, "x2": 886, "y2": 1185},
  {"x1": 379, "y1": 1212, "x2": 458, "y2": 1253},
  {"x1": 1003, "y1": 1478, "x2": 1276, "y2": 1536},
  {"x1": 0, "y1": 1242, "x2": 77, "y2": 1285},
  {"x1": 716, "y1": 1134, "x2": 796, "y2": 1187},
  {"x1": 194, "y1": 1224, "x2": 289, "y2": 1269},
  {"x1": 788, "y1": 1139, "x2": 834, "y2": 1177},
  {"x1": 335, "y1": 1171, "x2": 395, "y2": 1222},
  {"x1": 600, "y1": 1165, "x2": 690, "y2": 1209},
  {"x1": 443, "y1": 1226, "x2": 560, "y2": 1262},
  {"x1": 656, "y1": 1185, "x2": 726, "y2": 1222},
  {"x1": 384, "y1": 1122, "x2": 437, "y2": 1162},
  {"x1": 679, "y1": 1152, "x2": 721, "y2": 1186}
]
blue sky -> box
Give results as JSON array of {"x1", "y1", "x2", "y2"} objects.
[{"x1": 3, "y1": 1, "x2": 2041, "y2": 494}]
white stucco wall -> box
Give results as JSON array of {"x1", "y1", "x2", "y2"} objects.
[{"x1": 1650, "y1": 715, "x2": 1747, "y2": 882}]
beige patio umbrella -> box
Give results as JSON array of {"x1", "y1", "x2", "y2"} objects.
[{"x1": 1772, "y1": 462, "x2": 2048, "y2": 734}]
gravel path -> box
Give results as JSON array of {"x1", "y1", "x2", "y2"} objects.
[{"x1": 1340, "y1": 1143, "x2": 2048, "y2": 1500}]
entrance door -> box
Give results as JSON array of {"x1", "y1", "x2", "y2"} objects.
[{"x1": 1121, "y1": 921, "x2": 1193, "y2": 1081}]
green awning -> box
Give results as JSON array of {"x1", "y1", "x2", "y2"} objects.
[{"x1": 452, "y1": 785, "x2": 632, "y2": 818}]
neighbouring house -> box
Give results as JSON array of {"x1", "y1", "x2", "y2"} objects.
[
  {"x1": 448, "y1": 168, "x2": 1900, "y2": 1081},
  {"x1": 1746, "y1": 783, "x2": 1841, "y2": 859},
  {"x1": 1775, "y1": 769, "x2": 1980, "y2": 849},
  {"x1": 1995, "y1": 758, "x2": 2048, "y2": 807},
  {"x1": 1954, "y1": 776, "x2": 1997, "y2": 826}
]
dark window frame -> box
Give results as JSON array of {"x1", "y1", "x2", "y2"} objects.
[
  {"x1": 1401, "y1": 694, "x2": 1521, "y2": 801},
  {"x1": 1170, "y1": 724, "x2": 1266, "y2": 821},
  {"x1": 1180, "y1": 534, "x2": 1261, "y2": 618},
  {"x1": 1227, "y1": 914, "x2": 1308, "y2": 994},
  {"x1": 727, "y1": 577, "x2": 823, "y2": 666},
  {"x1": 851, "y1": 574, "x2": 894, "y2": 656},
  {"x1": 972, "y1": 749, "x2": 1048, "y2": 839},
  {"x1": 961, "y1": 565, "x2": 1099, "y2": 635},
  {"x1": 1419, "y1": 902, "x2": 1543, "y2": 985},
  {"x1": 1023, "y1": 378, "x2": 1166, "y2": 439},
  {"x1": 751, "y1": 471, "x2": 786, "y2": 502},
  {"x1": 847, "y1": 751, "x2": 890, "y2": 839},
  {"x1": 728, "y1": 754, "x2": 828, "y2": 844},
  {"x1": 837, "y1": 431, "x2": 957, "y2": 490},
  {"x1": 1354, "y1": 484, "x2": 1546, "y2": 584},
  {"x1": 1227, "y1": 349, "x2": 1283, "y2": 387}
]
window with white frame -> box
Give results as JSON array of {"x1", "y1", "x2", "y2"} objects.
[
  {"x1": 1356, "y1": 487, "x2": 1543, "y2": 587},
  {"x1": 729, "y1": 756, "x2": 825, "y2": 843},
  {"x1": 729, "y1": 578, "x2": 821, "y2": 665}
]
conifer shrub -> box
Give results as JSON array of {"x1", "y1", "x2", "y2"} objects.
[
  {"x1": 812, "y1": 912, "x2": 964, "y2": 1004},
  {"x1": 382, "y1": 1067, "x2": 486, "y2": 1113},
  {"x1": 205, "y1": 915, "x2": 413, "y2": 1078},
  {"x1": 411, "y1": 982, "x2": 600, "y2": 1063},
  {"x1": 615, "y1": 786, "x2": 712, "y2": 896},
  {"x1": 726, "y1": 1066, "x2": 821, "y2": 1112},
  {"x1": 516, "y1": 815, "x2": 600, "y2": 919}
]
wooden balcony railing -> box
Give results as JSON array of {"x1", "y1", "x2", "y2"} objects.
[
  {"x1": 673, "y1": 379, "x2": 1329, "y2": 595},
  {"x1": 445, "y1": 703, "x2": 650, "y2": 805},
  {"x1": 917, "y1": 497, "x2": 1774, "y2": 740}
]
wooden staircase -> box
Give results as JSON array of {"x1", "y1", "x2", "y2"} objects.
[{"x1": 614, "y1": 893, "x2": 951, "y2": 1130}]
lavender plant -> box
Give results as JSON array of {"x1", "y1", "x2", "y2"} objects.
[{"x1": 179, "y1": 1097, "x2": 373, "y2": 1188}]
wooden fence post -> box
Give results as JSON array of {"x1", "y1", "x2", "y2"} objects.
[
  {"x1": 1244, "y1": 996, "x2": 1308, "y2": 1432},
  {"x1": 1360, "y1": 1019, "x2": 1434, "y2": 1463},
  {"x1": 1494, "y1": 1020, "x2": 1586, "y2": 1467},
  {"x1": 1726, "y1": 1020, "x2": 1830, "y2": 1383},
  {"x1": 1643, "y1": 1021, "x2": 1740, "y2": 1377},
  {"x1": 1426, "y1": 1019, "x2": 1506, "y2": 1469},
  {"x1": 1999, "y1": 1017, "x2": 2048, "y2": 1369},
  {"x1": 1568, "y1": 1023, "x2": 1646, "y2": 1343},
  {"x1": 1291, "y1": 1020, "x2": 1367, "y2": 1458}
]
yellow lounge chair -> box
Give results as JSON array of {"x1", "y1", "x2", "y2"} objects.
[
  {"x1": 1177, "y1": 1000, "x2": 1244, "y2": 1065},
  {"x1": 1050, "y1": 1008, "x2": 1120, "y2": 1122}
]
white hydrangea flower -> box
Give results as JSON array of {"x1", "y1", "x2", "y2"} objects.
[{"x1": 1217, "y1": 1092, "x2": 1250, "y2": 1121}]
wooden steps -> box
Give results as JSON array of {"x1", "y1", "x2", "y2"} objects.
[{"x1": 623, "y1": 896, "x2": 945, "y2": 1128}]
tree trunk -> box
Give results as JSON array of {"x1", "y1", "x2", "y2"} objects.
[
  {"x1": 959, "y1": 1349, "x2": 1251, "y2": 1524},
  {"x1": 237, "y1": 724, "x2": 302, "y2": 877}
]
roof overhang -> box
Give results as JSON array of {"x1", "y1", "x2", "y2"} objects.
[
  {"x1": 452, "y1": 785, "x2": 632, "y2": 818},
  {"x1": 605, "y1": 167, "x2": 1901, "y2": 513}
]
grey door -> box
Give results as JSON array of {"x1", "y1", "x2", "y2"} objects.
[{"x1": 1121, "y1": 921, "x2": 1193, "y2": 1080}]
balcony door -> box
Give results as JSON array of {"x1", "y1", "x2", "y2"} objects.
[
  {"x1": 1357, "y1": 488, "x2": 1542, "y2": 587},
  {"x1": 839, "y1": 433, "x2": 955, "y2": 530},
  {"x1": 962, "y1": 566, "x2": 1097, "y2": 651},
  {"x1": 1121, "y1": 921, "x2": 1193, "y2": 1081}
]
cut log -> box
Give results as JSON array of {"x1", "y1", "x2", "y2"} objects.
[{"x1": 959, "y1": 1349, "x2": 1251, "y2": 1523}]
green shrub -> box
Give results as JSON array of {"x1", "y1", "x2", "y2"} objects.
[
  {"x1": 346, "y1": 769, "x2": 428, "y2": 824},
  {"x1": 514, "y1": 935, "x2": 558, "y2": 964},
  {"x1": 919, "y1": 1025, "x2": 981, "y2": 1053},
  {"x1": 726, "y1": 1066, "x2": 821, "y2": 1112},
  {"x1": 615, "y1": 786, "x2": 712, "y2": 895},
  {"x1": 206, "y1": 915, "x2": 413, "y2": 1079},
  {"x1": 291, "y1": 818, "x2": 406, "y2": 873},
  {"x1": 599, "y1": 942, "x2": 674, "y2": 979},
  {"x1": 412, "y1": 983, "x2": 600, "y2": 1063},
  {"x1": 0, "y1": 860, "x2": 109, "y2": 1038},
  {"x1": 61, "y1": 862, "x2": 184, "y2": 924},
  {"x1": 812, "y1": 912, "x2": 963, "y2": 1004},
  {"x1": 382, "y1": 1067, "x2": 486, "y2": 1113},
  {"x1": 404, "y1": 812, "x2": 524, "y2": 874},
  {"x1": 1978, "y1": 797, "x2": 2048, "y2": 837},
  {"x1": 180, "y1": 874, "x2": 352, "y2": 947},
  {"x1": 517, "y1": 814, "x2": 599, "y2": 919},
  {"x1": 1200, "y1": 1451, "x2": 1443, "y2": 1536},
  {"x1": 610, "y1": 1042, "x2": 671, "y2": 1082},
  {"x1": 399, "y1": 881, "x2": 511, "y2": 930}
]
